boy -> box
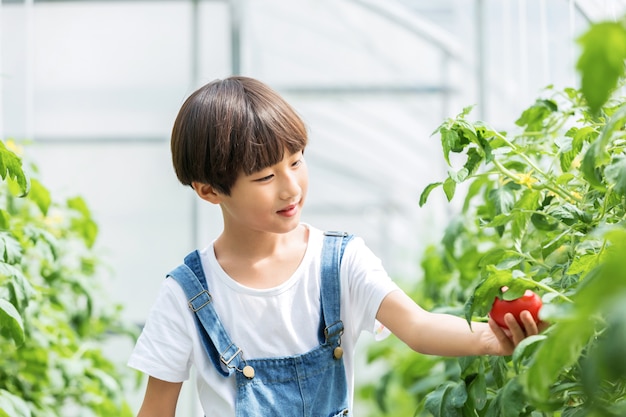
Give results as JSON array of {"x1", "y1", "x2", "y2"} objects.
[{"x1": 128, "y1": 76, "x2": 540, "y2": 417}]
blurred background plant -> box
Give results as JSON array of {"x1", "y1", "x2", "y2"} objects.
[
  {"x1": 357, "y1": 15, "x2": 626, "y2": 417},
  {"x1": 0, "y1": 140, "x2": 137, "y2": 417}
]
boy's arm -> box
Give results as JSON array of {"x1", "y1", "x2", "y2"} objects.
[
  {"x1": 376, "y1": 289, "x2": 539, "y2": 357},
  {"x1": 137, "y1": 376, "x2": 183, "y2": 417}
]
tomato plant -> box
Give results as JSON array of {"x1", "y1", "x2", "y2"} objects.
[
  {"x1": 357, "y1": 17, "x2": 626, "y2": 417},
  {"x1": 489, "y1": 289, "x2": 542, "y2": 329},
  {"x1": 0, "y1": 141, "x2": 137, "y2": 416}
]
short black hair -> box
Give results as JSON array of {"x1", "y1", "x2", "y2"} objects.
[{"x1": 171, "y1": 76, "x2": 308, "y2": 195}]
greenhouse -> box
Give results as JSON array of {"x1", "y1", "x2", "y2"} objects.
[{"x1": 2, "y1": 0, "x2": 626, "y2": 416}]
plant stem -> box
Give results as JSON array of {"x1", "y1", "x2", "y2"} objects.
[
  {"x1": 519, "y1": 276, "x2": 574, "y2": 303},
  {"x1": 491, "y1": 159, "x2": 581, "y2": 203},
  {"x1": 492, "y1": 130, "x2": 546, "y2": 172}
]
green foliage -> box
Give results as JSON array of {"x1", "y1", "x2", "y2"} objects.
[
  {"x1": 0, "y1": 140, "x2": 137, "y2": 416},
  {"x1": 358, "y1": 17, "x2": 626, "y2": 417},
  {"x1": 577, "y1": 20, "x2": 626, "y2": 115}
]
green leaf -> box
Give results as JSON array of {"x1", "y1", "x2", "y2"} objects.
[
  {"x1": 560, "y1": 126, "x2": 593, "y2": 172},
  {"x1": 530, "y1": 211, "x2": 559, "y2": 231},
  {"x1": 581, "y1": 139, "x2": 608, "y2": 191},
  {"x1": 488, "y1": 185, "x2": 516, "y2": 217},
  {"x1": 604, "y1": 156, "x2": 626, "y2": 197},
  {"x1": 424, "y1": 381, "x2": 466, "y2": 417},
  {"x1": 485, "y1": 378, "x2": 526, "y2": 417},
  {"x1": 0, "y1": 232, "x2": 22, "y2": 264},
  {"x1": 582, "y1": 103, "x2": 626, "y2": 190},
  {"x1": 478, "y1": 249, "x2": 519, "y2": 267},
  {"x1": 488, "y1": 185, "x2": 516, "y2": 236},
  {"x1": 441, "y1": 218, "x2": 464, "y2": 256},
  {"x1": 7, "y1": 267, "x2": 35, "y2": 309},
  {"x1": 443, "y1": 177, "x2": 456, "y2": 202},
  {"x1": 440, "y1": 126, "x2": 461, "y2": 165},
  {"x1": 68, "y1": 196, "x2": 98, "y2": 248},
  {"x1": 449, "y1": 168, "x2": 469, "y2": 184},
  {"x1": 511, "y1": 189, "x2": 541, "y2": 240},
  {"x1": 0, "y1": 210, "x2": 9, "y2": 231},
  {"x1": 419, "y1": 182, "x2": 442, "y2": 207},
  {"x1": 512, "y1": 334, "x2": 547, "y2": 373},
  {"x1": 548, "y1": 203, "x2": 592, "y2": 226},
  {"x1": 497, "y1": 378, "x2": 527, "y2": 417},
  {"x1": 488, "y1": 356, "x2": 508, "y2": 387},
  {"x1": 463, "y1": 147, "x2": 484, "y2": 178},
  {"x1": 0, "y1": 299, "x2": 25, "y2": 345},
  {"x1": 586, "y1": 301, "x2": 626, "y2": 383},
  {"x1": 483, "y1": 213, "x2": 511, "y2": 228},
  {"x1": 449, "y1": 380, "x2": 468, "y2": 408},
  {"x1": 455, "y1": 120, "x2": 478, "y2": 147},
  {"x1": 458, "y1": 105, "x2": 474, "y2": 118},
  {"x1": 467, "y1": 372, "x2": 487, "y2": 410},
  {"x1": 515, "y1": 99, "x2": 558, "y2": 132},
  {"x1": 577, "y1": 21, "x2": 626, "y2": 114},
  {"x1": 27, "y1": 179, "x2": 51, "y2": 215},
  {"x1": 521, "y1": 319, "x2": 594, "y2": 405},
  {"x1": 573, "y1": 227, "x2": 626, "y2": 317},
  {"x1": 474, "y1": 122, "x2": 497, "y2": 162},
  {"x1": 0, "y1": 389, "x2": 32, "y2": 417},
  {"x1": 0, "y1": 141, "x2": 29, "y2": 195},
  {"x1": 465, "y1": 267, "x2": 537, "y2": 324},
  {"x1": 567, "y1": 252, "x2": 599, "y2": 276},
  {"x1": 67, "y1": 196, "x2": 91, "y2": 217}
]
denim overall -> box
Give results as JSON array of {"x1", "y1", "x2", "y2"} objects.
[{"x1": 168, "y1": 231, "x2": 354, "y2": 417}]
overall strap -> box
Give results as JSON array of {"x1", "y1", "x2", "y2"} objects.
[
  {"x1": 320, "y1": 231, "x2": 354, "y2": 346},
  {"x1": 167, "y1": 251, "x2": 245, "y2": 378}
]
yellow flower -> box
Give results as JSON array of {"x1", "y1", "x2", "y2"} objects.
[
  {"x1": 515, "y1": 170, "x2": 538, "y2": 188},
  {"x1": 570, "y1": 191, "x2": 582, "y2": 201},
  {"x1": 5, "y1": 139, "x2": 23, "y2": 156}
]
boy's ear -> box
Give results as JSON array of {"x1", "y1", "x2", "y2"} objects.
[{"x1": 191, "y1": 182, "x2": 222, "y2": 204}]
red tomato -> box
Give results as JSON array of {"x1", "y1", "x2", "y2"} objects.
[{"x1": 489, "y1": 289, "x2": 542, "y2": 329}]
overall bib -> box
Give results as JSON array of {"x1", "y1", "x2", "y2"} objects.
[{"x1": 168, "y1": 231, "x2": 354, "y2": 417}]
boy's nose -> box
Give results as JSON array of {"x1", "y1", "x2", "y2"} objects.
[{"x1": 279, "y1": 173, "x2": 301, "y2": 200}]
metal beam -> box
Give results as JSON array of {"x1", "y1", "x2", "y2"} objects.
[{"x1": 279, "y1": 84, "x2": 454, "y2": 96}]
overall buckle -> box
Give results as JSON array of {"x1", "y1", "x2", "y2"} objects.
[
  {"x1": 220, "y1": 344, "x2": 255, "y2": 379},
  {"x1": 188, "y1": 290, "x2": 212, "y2": 312}
]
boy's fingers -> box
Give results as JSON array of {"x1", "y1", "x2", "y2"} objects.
[
  {"x1": 488, "y1": 317, "x2": 514, "y2": 352},
  {"x1": 519, "y1": 310, "x2": 540, "y2": 335},
  {"x1": 503, "y1": 313, "x2": 526, "y2": 345},
  {"x1": 490, "y1": 310, "x2": 546, "y2": 354}
]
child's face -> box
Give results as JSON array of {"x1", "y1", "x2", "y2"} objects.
[{"x1": 219, "y1": 149, "x2": 308, "y2": 234}]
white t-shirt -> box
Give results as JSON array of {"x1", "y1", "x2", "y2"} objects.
[{"x1": 128, "y1": 225, "x2": 399, "y2": 416}]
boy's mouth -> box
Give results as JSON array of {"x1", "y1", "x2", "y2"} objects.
[{"x1": 277, "y1": 203, "x2": 298, "y2": 217}]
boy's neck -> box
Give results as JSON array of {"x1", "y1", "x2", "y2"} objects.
[
  {"x1": 216, "y1": 224, "x2": 305, "y2": 256},
  {"x1": 212, "y1": 225, "x2": 309, "y2": 289}
]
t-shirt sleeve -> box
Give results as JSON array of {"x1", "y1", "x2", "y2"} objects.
[
  {"x1": 127, "y1": 278, "x2": 195, "y2": 382},
  {"x1": 340, "y1": 236, "x2": 400, "y2": 339}
]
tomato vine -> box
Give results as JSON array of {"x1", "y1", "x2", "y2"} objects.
[
  {"x1": 0, "y1": 141, "x2": 137, "y2": 417},
  {"x1": 358, "y1": 17, "x2": 626, "y2": 417}
]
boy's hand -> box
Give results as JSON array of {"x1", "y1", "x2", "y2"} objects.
[{"x1": 486, "y1": 310, "x2": 543, "y2": 356}]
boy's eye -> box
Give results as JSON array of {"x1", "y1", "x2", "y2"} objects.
[{"x1": 254, "y1": 174, "x2": 274, "y2": 182}]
